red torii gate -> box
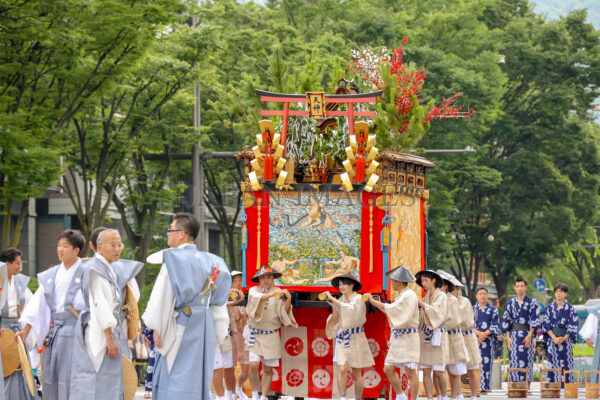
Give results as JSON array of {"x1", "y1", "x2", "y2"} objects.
[{"x1": 255, "y1": 89, "x2": 383, "y2": 153}]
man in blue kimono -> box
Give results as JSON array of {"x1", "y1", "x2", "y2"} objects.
[
  {"x1": 542, "y1": 283, "x2": 578, "y2": 383},
  {"x1": 473, "y1": 287, "x2": 499, "y2": 394},
  {"x1": 143, "y1": 212, "x2": 232, "y2": 399},
  {"x1": 501, "y1": 277, "x2": 540, "y2": 389}
]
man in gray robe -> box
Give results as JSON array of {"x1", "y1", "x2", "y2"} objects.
[
  {"x1": 0, "y1": 247, "x2": 37, "y2": 399},
  {"x1": 143, "y1": 212, "x2": 231, "y2": 399},
  {"x1": 70, "y1": 229, "x2": 143, "y2": 399}
]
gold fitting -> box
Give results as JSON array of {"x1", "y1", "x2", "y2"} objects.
[
  {"x1": 275, "y1": 171, "x2": 288, "y2": 189},
  {"x1": 345, "y1": 146, "x2": 356, "y2": 162},
  {"x1": 273, "y1": 144, "x2": 284, "y2": 161},
  {"x1": 366, "y1": 146, "x2": 378, "y2": 163},
  {"x1": 275, "y1": 158, "x2": 286, "y2": 174},
  {"x1": 365, "y1": 160, "x2": 379, "y2": 176},
  {"x1": 342, "y1": 159, "x2": 355, "y2": 178},
  {"x1": 340, "y1": 172, "x2": 353, "y2": 192},
  {"x1": 252, "y1": 145, "x2": 264, "y2": 161},
  {"x1": 318, "y1": 293, "x2": 326, "y2": 300},
  {"x1": 364, "y1": 174, "x2": 379, "y2": 192},
  {"x1": 250, "y1": 159, "x2": 263, "y2": 175}
]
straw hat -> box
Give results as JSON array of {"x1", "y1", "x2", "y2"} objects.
[
  {"x1": 122, "y1": 355, "x2": 137, "y2": 400},
  {"x1": 415, "y1": 269, "x2": 443, "y2": 288},
  {"x1": 331, "y1": 274, "x2": 362, "y2": 292},
  {"x1": 0, "y1": 329, "x2": 20, "y2": 377},
  {"x1": 251, "y1": 266, "x2": 282, "y2": 283},
  {"x1": 386, "y1": 266, "x2": 416, "y2": 283},
  {"x1": 122, "y1": 284, "x2": 139, "y2": 341},
  {"x1": 17, "y1": 337, "x2": 35, "y2": 396}
]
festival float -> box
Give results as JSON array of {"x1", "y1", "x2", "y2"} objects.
[{"x1": 235, "y1": 41, "x2": 474, "y2": 399}]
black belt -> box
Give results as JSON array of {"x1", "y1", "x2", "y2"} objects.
[
  {"x1": 512, "y1": 323, "x2": 530, "y2": 331},
  {"x1": 551, "y1": 326, "x2": 567, "y2": 337}
]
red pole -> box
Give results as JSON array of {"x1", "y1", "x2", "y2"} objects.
[
  {"x1": 348, "y1": 102, "x2": 355, "y2": 139},
  {"x1": 281, "y1": 102, "x2": 290, "y2": 157}
]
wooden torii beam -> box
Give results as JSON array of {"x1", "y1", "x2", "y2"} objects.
[{"x1": 255, "y1": 89, "x2": 383, "y2": 152}]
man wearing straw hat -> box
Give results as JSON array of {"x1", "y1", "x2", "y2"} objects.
[
  {"x1": 366, "y1": 266, "x2": 419, "y2": 400},
  {"x1": 415, "y1": 269, "x2": 448, "y2": 400},
  {"x1": 436, "y1": 270, "x2": 469, "y2": 400},
  {"x1": 142, "y1": 212, "x2": 232, "y2": 399},
  {"x1": 246, "y1": 265, "x2": 297, "y2": 400},
  {"x1": 0, "y1": 248, "x2": 37, "y2": 400}
]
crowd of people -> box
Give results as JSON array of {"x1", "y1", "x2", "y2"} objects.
[{"x1": 0, "y1": 211, "x2": 590, "y2": 400}]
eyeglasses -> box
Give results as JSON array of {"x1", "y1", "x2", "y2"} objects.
[{"x1": 167, "y1": 229, "x2": 183, "y2": 234}]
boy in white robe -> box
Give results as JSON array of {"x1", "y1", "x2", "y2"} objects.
[
  {"x1": 415, "y1": 269, "x2": 448, "y2": 400},
  {"x1": 324, "y1": 274, "x2": 374, "y2": 400},
  {"x1": 436, "y1": 270, "x2": 469, "y2": 400},
  {"x1": 19, "y1": 229, "x2": 87, "y2": 400},
  {"x1": 246, "y1": 266, "x2": 297, "y2": 400},
  {"x1": 367, "y1": 266, "x2": 419, "y2": 400}
]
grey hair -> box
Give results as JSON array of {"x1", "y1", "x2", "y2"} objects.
[{"x1": 97, "y1": 229, "x2": 120, "y2": 246}]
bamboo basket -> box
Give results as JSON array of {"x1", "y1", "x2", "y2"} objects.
[
  {"x1": 586, "y1": 370, "x2": 600, "y2": 399},
  {"x1": 507, "y1": 368, "x2": 528, "y2": 398},
  {"x1": 563, "y1": 369, "x2": 579, "y2": 399},
  {"x1": 540, "y1": 368, "x2": 561, "y2": 398}
]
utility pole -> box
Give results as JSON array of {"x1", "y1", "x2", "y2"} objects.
[{"x1": 191, "y1": 14, "x2": 205, "y2": 250}]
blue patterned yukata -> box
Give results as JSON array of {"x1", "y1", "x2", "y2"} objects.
[
  {"x1": 542, "y1": 301, "x2": 578, "y2": 383},
  {"x1": 474, "y1": 303, "x2": 499, "y2": 391},
  {"x1": 144, "y1": 327, "x2": 157, "y2": 392},
  {"x1": 501, "y1": 295, "x2": 540, "y2": 383}
]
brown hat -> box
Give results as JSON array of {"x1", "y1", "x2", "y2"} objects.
[
  {"x1": 251, "y1": 265, "x2": 282, "y2": 283},
  {"x1": 331, "y1": 274, "x2": 362, "y2": 292}
]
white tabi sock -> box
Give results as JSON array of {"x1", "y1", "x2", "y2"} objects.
[
  {"x1": 471, "y1": 397, "x2": 478, "y2": 400},
  {"x1": 216, "y1": 396, "x2": 226, "y2": 400},
  {"x1": 457, "y1": 395, "x2": 464, "y2": 400},
  {"x1": 224, "y1": 389, "x2": 233, "y2": 400},
  {"x1": 396, "y1": 393, "x2": 408, "y2": 400},
  {"x1": 236, "y1": 387, "x2": 248, "y2": 400},
  {"x1": 251, "y1": 391, "x2": 259, "y2": 400},
  {"x1": 340, "y1": 396, "x2": 347, "y2": 400},
  {"x1": 259, "y1": 396, "x2": 268, "y2": 400}
]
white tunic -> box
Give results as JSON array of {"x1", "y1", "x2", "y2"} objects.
[
  {"x1": 86, "y1": 253, "x2": 120, "y2": 372},
  {"x1": 6, "y1": 276, "x2": 35, "y2": 350},
  {"x1": 142, "y1": 243, "x2": 230, "y2": 373},
  {"x1": 20, "y1": 259, "x2": 86, "y2": 348}
]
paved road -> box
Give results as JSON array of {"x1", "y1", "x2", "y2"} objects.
[{"x1": 133, "y1": 387, "x2": 596, "y2": 399}]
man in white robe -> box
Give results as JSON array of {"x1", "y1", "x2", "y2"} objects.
[
  {"x1": 87, "y1": 226, "x2": 142, "y2": 356},
  {"x1": 0, "y1": 247, "x2": 37, "y2": 400},
  {"x1": 19, "y1": 229, "x2": 87, "y2": 400},
  {"x1": 143, "y1": 212, "x2": 231, "y2": 399},
  {"x1": 70, "y1": 229, "x2": 139, "y2": 399}
]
